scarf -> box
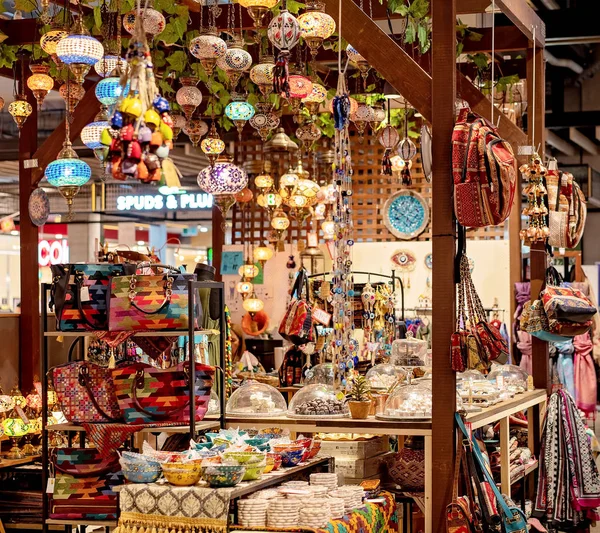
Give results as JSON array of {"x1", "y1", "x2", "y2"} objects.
[
  {"x1": 517, "y1": 330, "x2": 532, "y2": 374},
  {"x1": 574, "y1": 333, "x2": 597, "y2": 416},
  {"x1": 535, "y1": 390, "x2": 600, "y2": 526},
  {"x1": 555, "y1": 340, "x2": 575, "y2": 398}
]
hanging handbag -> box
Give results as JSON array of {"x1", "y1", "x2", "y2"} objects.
[
  {"x1": 50, "y1": 263, "x2": 136, "y2": 331},
  {"x1": 279, "y1": 268, "x2": 314, "y2": 346},
  {"x1": 447, "y1": 434, "x2": 480, "y2": 533},
  {"x1": 107, "y1": 263, "x2": 196, "y2": 332},
  {"x1": 50, "y1": 448, "x2": 122, "y2": 520},
  {"x1": 111, "y1": 362, "x2": 214, "y2": 424},
  {"x1": 521, "y1": 300, "x2": 566, "y2": 343},
  {"x1": 50, "y1": 361, "x2": 122, "y2": 423}
]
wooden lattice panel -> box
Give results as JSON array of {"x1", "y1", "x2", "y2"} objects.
[{"x1": 231, "y1": 128, "x2": 506, "y2": 243}]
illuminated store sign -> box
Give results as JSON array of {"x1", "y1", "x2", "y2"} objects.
[
  {"x1": 39, "y1": 239, "x2": 69, "y2": 267},
  {"x1": 116, "y1": 193, "x2": 213, "y2": 212}
]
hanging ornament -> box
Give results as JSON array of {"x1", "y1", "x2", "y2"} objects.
[
  {"x1": 122, "y1": 5, "x2": 166, "y2": 36},
  {"x1": 236, "y1": 279, "x2": 253, "y2": 300},
  {"x1": 238, "y1": 259, "x2": 259, "y2": 279},
  {"x1": 301, "y1": 83, "x2": 327, "y2": 116},
  {"x1": 197, "y1": 153, "x2": 248, "y2": 218},
  {"x1": 249, "y1": 103, "x2": 280, "y2": 141},
  {"x1": 171, "y1": 112, "x2": 187, "y2": 140},
  {"x1": 391, "y1": 249, "x2": 417, "y2": 289},
  {"x1": 270, "y1": 208, "x2": 290, "y2": 242},
  {"x1": 176, "y1": 77, "x2": 203, "y2": 120},
  {"x1": 217, "y1": 41, "x2": 253, "y2": 91},
  {"x1": 183, "y1": 117, "x2": 208, "y2": 147},
  {"x1": 26, "y1": 64, "x2": 53, "y2": 110},
  {"x1": 378, "y1": 125, "x2": 400, "y2": 176},
  {"x1": 351, "y1": 102, "x2": 375, "y2": 144},
  {"x1": 519, "y1": 153, "x2": 550, "y2": 244},
  {"x1": 296, "y1": 122, "x2": 322, "y2": 153},
  {"x1": 269, "y1": 3, "x2": 301, "y2": 99},
  {"x1": 8, "y1": 96, "x2": 32, "y2": 130},
  {"x1": 190, "y1": 29, "x2": 227, "y2": 79},
  {"x1": 370, "y1": 103, "x2": 386, "y2": 131},
  {"x1": 225, "y1": 95, "x2": 255, "y2": 141},
  {"x1": 346, "y1": 44, "x2": 370, "y2": 85},
  {"x1": 250, "y1": 56, "x2": 276, "y2": 97},
  {"x1": 94, "y1": 55, "x2": 127, "y2": 78},
  {"x1": 257, "y1": 186, "x2": 283, "y2": 217},
  {"x1": 239, "y1": 0, "x2": 279, "y2": 31},
  {"x1": 297, "y1": 1, "x2": 336, "y2": 65},
  {"x1": 56, "y1": 16, "x2": 104, "y2": 84}
]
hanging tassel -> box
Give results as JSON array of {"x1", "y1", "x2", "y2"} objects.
[
  {"x1": 401, "y1": 166, "x2": 412, "y2": 186},
  {"x1": 381, "y1": 149, "x2": 393, "y2": 175},
  {"x1": 273, "y1": 51, "x2": 290, "y2": 98},
  {"x1": 333, "y1": 94, "x2": 350, "y2": 130},
  {"x1": 151, "y1": 525, "x2": 157, "y2": 533}
]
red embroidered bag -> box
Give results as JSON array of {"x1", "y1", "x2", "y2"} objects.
[{"x1": 279, "y1": 268, "x2": 314, "y2": 346}]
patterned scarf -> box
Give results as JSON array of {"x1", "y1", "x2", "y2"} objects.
[{"x1": 535, "y1": 390, "x2": 600, "y2": 526}]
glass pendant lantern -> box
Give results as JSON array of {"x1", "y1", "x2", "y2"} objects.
[
  {"x1": 183, "y1": 117, "x2": 209, "y2": 147},
  {"x1": 59, "y1": 82, "x2": 86, "y2": 114},
  {"x1": 242, "y1": 290, "x2": 265, "y2": 317},
  {"x1": 200, "y1": 122, "x2": 226, "y2": 165},
  {"x1": 301, "y1": 83, "x2": 327, "y2": 115},
  {"x1": 249, "y1": 102, "x2": 280, "y2": 141},
  {"x1": 296, "y1": 122, "x2": 322, "y2": 153},
  {"x1": 255, "y1": 172, "x2": 274, "y2": 190},
  {"x1": 27, "y1": 64, "x2": 54, "y2": 109},
  {"x1": 56, "y1": 16, "x2": 104, "y2": 84},
  {"x1": 270, "y1": 208, "x2": 290, "y2": 242},
  {"x1": 225, "y1": 95, "x2": 255, "y2": 140},
  {"x1": 176, "y1": 77, "x2": 202, "y2": 120},
  {"x1": 239, "y1": 0, "x2": 279, "y2": 30},
  {"x1": 321, "y1": 214, "x2": 335, "y2": 239},
  {"x1": 238, "y1": 259, "x2": 259, "y2": 280},
  {"x1": 351, "y1": 102, "x2": 376, "y2": 143},
  {"x1": 250, "y1": 55, "x2": 275, "y2": 97},
  {"x1": 285, "y1": 74, "x2": 313, "y2": 113},
  {"x1": 123, "y1": 5, "x2": 166, "y2": 36},
  {"x1": 253, "y1": 245, "x2": 274, "y2": 269},
  {"x1": 279, "y1": 167, "x2": 300, "y2": 199},
  {"x1": 257, "y1": 187, "x2": 283, "y2": 216},
  {"x1": 371, "y1": 103, "x2": 386, "y2": 131},
  {"x1": 217, "y1": 41, "x2": 253, "y2": 91},
  {"x1": 197, "y1": 153, "x2": 248, "y2": 218},
  {"x1": 40, "y1": 28, "x2": 68, "y2": 57},
  {"x1": 297, "y1": 1, "x2": 336, "y2": 62},
  {"x1": 346, "y1": 44, "x2": 370, "y2": 83},
  {"x1": 189, "y1": 29, "x2": 227, "y2": 79},
  {"x1": 170, "y1": 111, "x2": 186, "y2": 140},
  {"x1": 236, "y1": 280, "x2": 253, "y2": 300},
  {"x1": 8, "y1": 96, "x2": 32, "y2": 130},
  {"x1": 95, "y1": 76, "x2": 126, "y2": 106},
  {"x1": 81, "y1": 120, "x2": 109, "y2": 150},
  {"x1": 94, "y1": 55, "x2": 126, "y2": 78}
]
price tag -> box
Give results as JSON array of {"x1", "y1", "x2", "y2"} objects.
[
  {"x1": 80, "y1": 286, "x2": 91, "y2": 302},
  {"x1": 16, "y1": 405, "x2": 29, "y2": 424},
  {"x1": 46, "y1": 478, "x2": 55, "y2": 494},
  {"x1": 496, "y1": 375, "x2": 505, "y2": 390},
  {"x1": 312, "y1": 308, "x2": 331, "y2": 326}
]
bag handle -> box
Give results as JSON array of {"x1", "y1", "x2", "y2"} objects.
[
  {"x1": 77, "y1": 364, "x2": 122, "y2": 422},
  {"x1": 135, "y1": 262, "x2": 181, "y2": 274},
  {"x1": 131, "y1": 367, "x2": 191, "y2": 420},
  {"x1": 128, "y1": 267, "x2": 178, "y2": 315},
  {"x1": 292, "y1": 268, "x2": 309, "y2": 300}
]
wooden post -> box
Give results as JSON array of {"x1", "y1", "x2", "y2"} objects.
[
  {"x1": 431, "y1": 0, "x2": 457, "y2": 530},
  {"x1": 212, "y1": 206, "x2": 224, "y2": 281},
  {"x1": 18, "y1": 53, "x2": 40, "y2": 391}
]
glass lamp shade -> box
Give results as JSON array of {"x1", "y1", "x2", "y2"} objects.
[
  {"x1": 268, "y1": 10, "x2": 300, "y2": 52},
  {"x1": 27, "y1": 65, "x2": 54, "y2": 109},
  {"x1": 40, "y1": 29, "x2": 68, "y2": 55},
  {"x1": 217, "y1": 44, "x2": 252, "y2": 73},
  {"x1": 2, "y1": 415, "x2": 29, "y2": 437},
  {"x1": 9, "y1": 386, "x2": 25, "y2": 408},
  {"x1": 257, "y1": 189, "x2": 282, "y2": 210},
  {"x1": 250, "y1": 56, "x2": 275, "y2": 95},
  {"x1": 254, "y1": 246, "x2": 274, "y2": 263},
  {"x1": 200, "y1": 125, "x2": 226, "y2": 163},
  {"x1": 398, "y1": 137, "x2": 418, "y2": 160},
  {"x1": 249, "y1": 111, "x2": 279, "y2": 140},
  {"x1": 295, "y1": 178, "x2": 320, "y2": 200},
  {"x1": 302, "y1": 83, "x2": 327, "y2": 104},
  {"x1": 296, "y1": 123, "x2": 322, "y2": 151},
  {"x1": 94, "y1": 55, "x2": 126, "y2": 77},
  {"x1": 176, "y1": 77, "x2": 202, "y2": 119},
  {"x1": 123, "y1": 8, "x2": 166, "y2": 36},
  {"x1": 298, "y1": 6, "x2": 336, "y2": 42},
  {"x1": 171, "y1": 111, "x2": 187, "y2": 139},
  {"x1": 8, "y1": 97, "x2": 32, "y2": 129},
  {"x1": 81, "y1": 121, "x2": 109, "y2": 150},
  {"x1": 225, "y1": 100, "x2": 255, "y2": 122},
  {"x1": 95, "y1": 77, "x2": 125, "y2": 106},
  {"x1": 235, "y1": 187, "x2": 254, "y2": 204},
  {"x1": 286, "y1": 193, "x2": 307, "y2": 209},
  {"x1": 271, "y1": 209, "x2": 290, "y2": 230},
  {"x1": 0, "y1": 394, "x2": 14, "y2": 413},
  {"x1": 285, "y1": 75, "x2": 313, "y2": 99},
  {"x1": 321, "y1": 217, "x2": 335, "y2": 238},
  {"x1": 25, "y1": 391, "x2": 42, "y2": 412},
  {"x1": 279, "y1": 168, "x2": 299, "y2": 197},
  {"x1": 371, "y1": 104, "x2": 386, "y2": 128},
  {"x1": 45, "y1": 157, "x2": 91, "y2": 188},
  {"x1": 238, "y1": 262, "x2": 260, "y2": 279},
  {"x1": 197, "y1": 158, "x2": 248, "y2": 195},
  {"x1": 56, "y1": 33, "x2": 104, "y2": 67},
  {"x1": 378, "y1": 125, "x2": 400, "y2": 149},
  {"x1": 242, "y1": 292, "x2": 264, "y2": 314},
  {"x1": 183, "y1": 118, "x2": 209, "y2": 147},
  {"x1": 236, "y1": 280, "x2": 253, "y2": 296},
  {"x1": 352, "y1": 103, "x2": 376, "y2": 123},
  {"x1": 239, "y1": 0, "x2": 278, "y2": 8},
  {"x1": 255, "y1": 173, "x2": 274, "y2": 189},
  {"x1": 190, "y1": 30, "x2": 227, "y2": 61}
]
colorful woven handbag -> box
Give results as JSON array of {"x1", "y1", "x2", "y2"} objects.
[
  {"x1": 50, "y1": 263, "x2": 136, "y2": 331},
  {"x1": 541, "y1": 286, "x2": 597, "y2": 325},
  {"x1": 278, "y1": 268, "x2": 314, "y2": 346},
  {"x1": 107, "y1": 263, "x2": 195, "y2": 331},
  {"x1": 387, "y1": 439, "x2": 425, "y2": 491},
  {"x1": 50, "y1": 448, "x2": 122, "y2": 520},
  {"x1": 50, "y1": 361, "x2": 122, "y2": 423},
  {"x1": 111, "y1": 362, "x2": 214, "y2": 424}
]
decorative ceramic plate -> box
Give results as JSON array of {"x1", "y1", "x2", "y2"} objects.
[
  {"x1": 383, "y1": 190, "x2": 429, "y2": 240},
  {"x1": 28, "y1": 188, "x2": 50, "y2": 226},
  {"x1": 420, "y1": 124, "x2": 432, "y2": 182}
]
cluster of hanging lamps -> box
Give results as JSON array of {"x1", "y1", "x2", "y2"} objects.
[
  {"x1": 189, "y1": 29, "x2": 227, "y2": 78},
  {"x1": 217, "y1": 41, "x2": 253, "y2": 90},
  {"x1": 56, "y1": 16, "x2": 104, "y2": 84},
  {"x1": 176, "y1": 77, "x2": 202, "y2": 120},
  {"x1": 27, "y1": 64, "x2": 54, "y2": 109},
  {"x1": 297, "y1": 0, "x2": 336, "y2": 62},
  {"x1": 197, "y1": 153, "x2": 248, "y2": 218}
]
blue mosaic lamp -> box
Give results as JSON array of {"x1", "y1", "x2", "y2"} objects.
[
  {"x1": 95, "y1": 77, "x2": 129, "y2": 106},
  {"x1": 80, "y1": 121, "x2": 108, "y2": 150},
  {"x1": 225, "y1": 96, "x2": 255, "y2": 140}
]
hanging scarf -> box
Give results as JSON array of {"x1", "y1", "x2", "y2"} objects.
[
  {"x1": 574, "y1": 333, "x2": 597, "y2": 416},
  {"x1": 535, "y1": 389, "x2": 600, "y2": 526},
  {"x1": 554, "y1": 340, "x2": 575, "y2": 398},
  {"x1": 516, "y1": 330, "x2": 532, "y2": 375}
]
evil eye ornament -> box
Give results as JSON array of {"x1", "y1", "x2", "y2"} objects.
[{"x1": 153, "y1": 96, "x2": 170, "y2": 113}]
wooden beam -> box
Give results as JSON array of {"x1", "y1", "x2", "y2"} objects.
[
  {"x1": 31, "y1": 84, "x2": 100, "y2": 186},
  {"x1": 594, "y1": 125, "x2": 600, "y2": 143},
  {"x1": 495, "y1": 0, "x2": 545, "y2": 47},
  {"x1": 212, "y1": 207, "x2": 224, "y2": 282},
  {"x1": 322, "y1": 0, "x2": 432, "y2": 121},
  {"x1": 457, "y1": 0, "x2": 491, "y2": 14},
  {"x1": 17, "y1": 54, "x2": 40, "y2": 392},
  {"x1": 431, "y1": 1, "x2": 456, "y2": 533},
  {"x1": 546, "y1": 129, "x2": 577, "y2": 156},
  {"x1": 461, "y1": 26, "x2": 529, "y2": 53},
  {"x1": 569, "y1": 127, "x2": 598, "y2": 155}
]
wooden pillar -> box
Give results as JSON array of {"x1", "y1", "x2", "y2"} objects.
[
  {"x1": 431, "y1": 0, "x2": 456, "y2": 530},
  {"x1": 18, "y1": 53, "x2": 40, "y2": 391},
  {"x1": 527, "y1": 44, "x2": 549, "y2": 393},
  {"x1": 212, "y1": 206, "x2": 224, "y2": 281}
]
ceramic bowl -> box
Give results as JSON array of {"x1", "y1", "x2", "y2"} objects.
[
  {"x1": 162, "y1": 463, "x2": 202, "y2": 486},
  {"x1": 263, "y1": 456, "x2": 275, "y2": 474},
  {"x1": 120, "y1": 451, "x2": 161, "y2": 468},
  {"x1": 223, "y1": 451, "x2": 265, "y2": 465},
  {"x1": 267, "y1": 452, "x2": 283, "y2": 471},
  {"x1": 280, "y1": 448, "x2": 304, "y2": 467},
  {"x1": 204, "y1": 432, "x2": 222, "y2": 442},
  {"x1": 256, "y1": 443, "x2": 270, "y2": 452},
  {"x1": 193, "y1": 442, "x2": 213, "y2": 450},
  {"x1": 272, "y1": 443, "x2": 305, "y2": 454},
  {"x1": 243, "y1": 462, "x2": 265, "y2": 481},
  {"x1": 244, "y1": 437, "x2": 269, "y2": 447},
  {"x1": 294, "y1": 438, "x2": 312, "y2": 449},
  {"x1": 212, "y1": 437, "x2": 232, "y2": 448},
  {"x1": 201, "y1": 456, "x2": 222, "y2": 466},
  {"x1": 202, "y1": 464, "x2": 246, "y2": 487},
  {"x1": 307, "y1": 440, "x2": 322, "y2": 459},
  {"x1": 122, "y1": 464, "x2": 162, "y2": 483}
]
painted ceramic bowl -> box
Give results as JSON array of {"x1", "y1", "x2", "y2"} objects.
[
  {"x1": 256, "y1": 443, "x2": 270, "y2": 452},
  {"x1": 267, "y1": 452, "x2": 283, "y2": 471},
  {"x1": 280, "y1": 448, "x2": 304, "y2": 467},
  {"x1": 193, "y1": 442, "x2": 213, "y2": 450},
  {"x1": 223, "y1": 451, "x2": 265, "y2": 465},
  {"x1": 120, "y1": 451, "x2": 161, "y2": 468},
  {"x1": 244, "y1": 437, "x2": 270, "y2": 447},
  {"x1": 307, "y1": 440, "x2": 322, "y2": 459},
  {"x1": 263, "y1": 455, "x2": 275, "y2": 474},
  {"x1": 272, "y1": 443, "x2": 305, "y2": 454},
  {"x1": 201, "y1": 456, "x2": 222, "y2": 466},
  {"x1": 202, "y1": 464, "x2": 246, "y2": 487},
  {"x1": 162, "y1": 463, "x2": 202, "y2": 486},
  {"x1": 243, "y1": 461, "x2": 266, "y2": 481},
  {"x1": 205, "y1": 432, "x2": 221, "y2": 442},
  {"x1": 213, "y1": 437, "x2": 233, "y2": 448},
  {"x1": 122, "y1": 464, "x2": 162, "y2": 483},
  {"x1": 294, "y1": 438, "x2": 313, "y2": 449}
]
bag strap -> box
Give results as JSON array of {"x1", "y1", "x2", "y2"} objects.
[
  {"x1": 130, "y1": 367, "x2": 190, "y2": 420},
  {"x1": 78, "y1": 364, "x2": 121, "y2": 422},
  {"x1": 135, "y1": 262, "x2": 181, "y2": 274},
  {"x1": 128, "y1": 270, "x2": 177, "y2": 315}
]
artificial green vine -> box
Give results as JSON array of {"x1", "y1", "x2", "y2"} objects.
[{"x1": 380, "y1": 0, "x2": 431, "y2": 54}]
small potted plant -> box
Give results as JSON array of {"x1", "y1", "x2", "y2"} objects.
[{"x1": 347, "y1": 375, "x2": 372, "y2": 419}]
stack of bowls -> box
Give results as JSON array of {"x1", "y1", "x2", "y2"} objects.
[
  {"x1": 202, "y1": 464, "x2": 246, "y2": 487},
  {"x1": 119, "y1": 453, "x2": 162, "y2": 483},
  {"x1": 272, "y1": 444, "x2": 305, "y2": 467},
  {"x1": 223, "y1": 451, "x2": 266, "y2": 481}
]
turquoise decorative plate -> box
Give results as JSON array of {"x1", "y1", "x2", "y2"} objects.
[{"x1": 383, "y1": 190, "x2": 429, "y2": 240}]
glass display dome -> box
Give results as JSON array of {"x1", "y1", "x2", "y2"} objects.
[
  {"x1": 487, "y1": 363, "x2": 528, "y2": 394},
  {"x1": 365, "y1": 364, "x2": 406, "y2": 391},
  {"x1": 391, "y1": 332, "x2": 428, "y2": 366},
  {"x1": 207, "y1": 389, "x2": 220, "y2": 415},
  {"x1": 457, "y1": 376, "x2": 501, "y2": 406},
  {"x1": 288, "y1": 384, "x2": 348, "y2": 419},
  {"x1": 304, "y1": 363, "x2": 335, "y2": 386},
  {"x1": 226, "y1": 380, "x2": 287, "y2": 417},
  {"x1": 377, "y1": 381, "x2": 432, "y2": 420}
]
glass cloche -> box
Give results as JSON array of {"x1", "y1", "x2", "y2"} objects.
[
  {"x1": 377, "y1": 381, "x2": 432, "y2": 420},
  {"x1": 487, "y1": 363, "x2": 528, "y2": 394},
  {"x1": 304, "y1": 362, "x2": 335, "y2": 386},
  {"x1": 226, "y1": 380, "x2": 287, "y2": 417},
  {"x1": 288, "y1": 384, "x2": 348, "y2": 419},
  {"x1": 391, "y1": 332, "x2": 428, "y2": 366},
  {"x1": 365, "y1": 364, "x2": 406, "y2": 391},
  {"x1": 207, "y1": 389, "x2": 220, "y2": 415}
]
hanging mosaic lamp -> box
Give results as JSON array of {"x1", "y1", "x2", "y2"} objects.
[
  {"x1": 346, "y1": 44, "x2": 370, "y2": 82},
  {"x1": 81, "y1": 120, "x2": 109, "y2": 150},
  {"x1": 189, "y1": 29, "x2": 227, "y2": 79},
  {"x1": 242, "y1": 289, "x2": 264, "y2": 317},
  {"x1": 253, "y1": 245, "x2": 274, "y2": 268},
  {"x1": 297, "y1": 0, "x2": 335, "y2": 62},
  {"x1": 8, "y1": 96, "x2": 32, "y2": 130},
  {"x1": 378, "y1": 125, "x2": 400, "y2": 176},
  {"x1": 268, "y1": 7, "x2": 300, "y2": 98},
  {"x1": 40, "y1": 27, "x2": 68, "y2": 57},
  {"x1": 176, "y1": 77, "x2": 203, "y2": 120},
  {"x1": 301, "y1": 83, "x2": 327, "y2": 115},
  {"x1": 197, "y1": 153, "x2": 248, "y2": 217},
  {"x1": 95, "y1": 76, "x2": 125, "y2": 106},
  {"x1": 56, "y1": 16, "x2": 104, "y2": 84},
  {"x1": 284, "y1": 74, "x2": 313, "y2": 114},
  {"x1": 270, "y1": 208, "x2": 290, "y2": 241},
  {"x1": 370, "y1": 103, "x2": 386, "y2": 131},
  {"x1": 351, "y1": 102, "x2": 375, "y2": 143},
  {"x1": 249, "y1": 103, "x2": 280, "y2": 141},
  {"x1": 239, "y1": 0, "x2": 279, "y2": 30},
  {"x1": 59, "y1": 82, "x2": 85, "y2": 114},
  {"x1": 236, "y1": 280, "x2": 253, "y2": 299},
  {"x1": 217, "y1": 41, "x2": 253, "y2": 91},
  {"x1": 238, "y1": 259, "x2": 260, "y2": 279},
  {"x1": 183, "y1": 117, "x2": 208, "y2": 147},
  {"x1": 257, "y1": 186, "x2": 283, "y2": 216},
  {"x1": 279, "y1": 167, "x2": 299, "y2": 198},
  {"x1": 44, "y1": 138, "x2": 92, "y2": 220},
  {"x1": 171, "y1": 111, "x2": 187, "y2": 140},
  {"x1": 295, "y1": 177, "x2": 320, "y2": 205},
  {"x1": 296, "y1": 122, "x2": 322, "y2": 153},
  {"x1": 250, "y1": 55, "x2": 275, "y2": 97},
  {"x1": 201, "y1": 122, "x2": 226, "y2": 165},
  {"x1": 255, "y1": 170, "x2": 274, "y2": 189},
  {"x1": 94, "y1": 55, "x2": 126, "y2": 78},
  {"x1": 321, "y1": 214, "x2": 335, "y2": 239},
  {"x1": 26, "y1": 64, "x2": 54, "y2": 109},
  {"x1": 225, "y1": 95, "x2": 255, "y2": 140},
  {"x1": 123, "y1": 6, "x2": 166, "y2": 36}
]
